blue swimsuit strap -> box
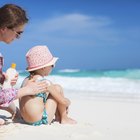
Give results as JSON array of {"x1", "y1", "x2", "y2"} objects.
[
  {"x1": 35, "y1": 77, "x2": 47, "y2": 103},
  {"x1": 36, "y1": 93, "x2": 47, "y2": 103}
]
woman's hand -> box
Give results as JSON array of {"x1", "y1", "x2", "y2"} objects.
[
  {"x1": 16, "y1": 79, "x2": 48, "y2": 98},
  {"x1": 2, "y1": 72, "x2": 19, "y2": 86},
  {"x1": 10, "y1": 73, "x2": 19, "y2": 86},
  {"x1": 26, "y1": 79, "x2": 48, "y2": 94},
  {"x1": 0, "y1": 72, "x2": 5, "y2": 84}
]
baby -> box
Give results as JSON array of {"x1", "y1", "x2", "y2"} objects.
[{"x1": 19, "y1": 45, "x2": 76, "y2": 125}]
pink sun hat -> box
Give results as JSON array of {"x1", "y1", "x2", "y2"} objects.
[{"x1": 26, "y1": 45, "x2": 58, "y2": 71}]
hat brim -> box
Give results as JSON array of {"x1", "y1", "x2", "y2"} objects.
[{"x1": 27, "y1": 57, "x2": 58, "y2": 72}]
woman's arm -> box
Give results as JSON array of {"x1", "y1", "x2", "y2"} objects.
[{"x1": 16, "y1": 79, "x2": 47, "y2": 98}]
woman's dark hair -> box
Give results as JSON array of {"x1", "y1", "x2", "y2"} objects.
[{"x1": 0, "y1": 4, "x2": 29, "y2": 29}]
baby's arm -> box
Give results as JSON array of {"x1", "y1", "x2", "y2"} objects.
[
  {"x1": 31, "y1": 75, "x2": 70, "y2": 106},
  {"x1": 47, "y1": 84, "x2": 70, "y2": 106}
]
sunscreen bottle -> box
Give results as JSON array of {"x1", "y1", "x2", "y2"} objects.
[{"x1": 3, "y1": 63, "x2": 17, "y2": 89}]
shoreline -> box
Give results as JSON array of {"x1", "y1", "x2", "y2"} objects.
[{"x1": 1, "y1": 95, "x2": 140, "y2": 140}]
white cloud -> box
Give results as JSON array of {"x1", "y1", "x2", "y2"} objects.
[
  {"x1": 23, "y1": 13, "x2": 120, "y2": 47},
  {"x1": 32, "y1": 13, "x2": 112, "y2": 33},
  {"x1": 39, "y1": 14, "x2": 111, "y2": 31}
]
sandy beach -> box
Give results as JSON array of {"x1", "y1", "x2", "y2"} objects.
[
  {"x1": 0, "y1": 0, "x2": 139, "y2": 139},
  {"x1": 0, "y1": 95, "x2": 140, "y2": 140}
]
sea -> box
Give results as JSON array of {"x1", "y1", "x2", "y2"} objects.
[{"x1": 16, "y1": 69, "x2": 140, "y2": 101}]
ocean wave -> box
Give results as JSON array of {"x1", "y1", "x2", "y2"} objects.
[
  {"x1": 58, "y1": 69, "x2": 80, "y2": 73},
  {"x1": 15, "y1": 74, "x2": 140, "y2": 99}
]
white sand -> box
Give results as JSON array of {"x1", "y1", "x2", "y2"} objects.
[{"x1": 0, "y1": 96, "x2": 140, "y2": 140}]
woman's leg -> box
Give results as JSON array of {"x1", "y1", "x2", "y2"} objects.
[
  {"x1": 0, "y1": 102, "x2": 21, "y2": 121},
  {"x1": 0, "y1": 103, "x2": 17, "y2": 125},
  {"x1": 0, "y1": 118, "x2": 5, "y2": 125},
  {"x1": 0, "y1": 102, "x2": 16, "y2": 115}
]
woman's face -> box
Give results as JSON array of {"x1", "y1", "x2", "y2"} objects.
[{"x1": 0, "y1": 24, "x2": 25, "y2": 44}]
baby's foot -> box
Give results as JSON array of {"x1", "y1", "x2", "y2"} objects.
[
  {"x1": 55, "y1": 107, "x2": 69, "y2": 123},
  {"x1": 61, "y1": 117, "x2": 77, "y2": 124},
  {"x1": 0, "y1": 118, "x2": 5, "y2": 125}
]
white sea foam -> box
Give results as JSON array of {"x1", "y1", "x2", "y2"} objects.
[
  {"x1": 58, "y1": 69, "x2": 80, "y2": 73},
  {"x1": 15, "y1": 74, "x2": 140, "y2": 99}
]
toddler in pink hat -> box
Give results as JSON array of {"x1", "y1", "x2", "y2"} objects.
[
  {"x1": 19, "y1": 45, "x2": 76, "y2": 125},
  {"x1": 26, "y1": 45, "x2": 58, "y2": 72}
]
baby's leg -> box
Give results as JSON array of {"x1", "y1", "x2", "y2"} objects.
[
  {"x1": 54, "y1": 84, "x2": 65, "y2": 122},
  {"x1": 45, "y1": 95, "x2": 57, "y2": 124},
  {"x1": 54, "y1": 84, "x2": 77, "y2": 124},
  {"x1": 55, "y1": 108, "x2": 61, "y2": 122}
]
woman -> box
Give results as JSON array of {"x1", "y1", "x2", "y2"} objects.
[{"x1": 0, "y1": 4, "x2": 47, "y2": 125}]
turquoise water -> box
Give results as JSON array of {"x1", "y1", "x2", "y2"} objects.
[
  {"x1": 19, "y1": 69, "x2": 140, "y2": 79},
  {"x1": 16, "y1": 69, "x2": 140, "y2": 99},
  {"x1": 55, "y1": 69, "x2": 140, "y2": 79}
]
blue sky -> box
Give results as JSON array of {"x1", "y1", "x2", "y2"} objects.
[{"x1": 0, "y1": 0, "x2": 140, "y2": 71}]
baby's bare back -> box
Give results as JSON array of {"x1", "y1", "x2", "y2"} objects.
[
  {"x1": 19, "y1": 76, "x2": 47, "y2": 123},
  {"x1": 20, "y1": 95, "x2": 45, "y2": 123}
]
